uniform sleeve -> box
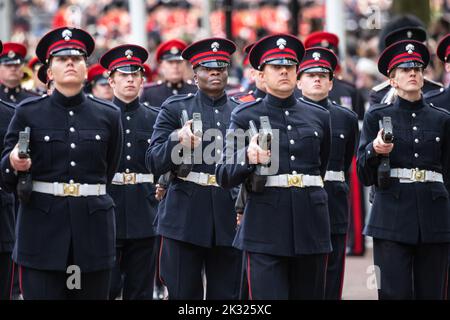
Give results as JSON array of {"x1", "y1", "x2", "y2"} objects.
[
  {"x1": 0, "y1": 107, "x2": 26, "y2": 192},
  {"x1": 441, "y1": 116, "x2": 450, "y2": 192},
  {"x1": 146, "y1": 104, "x2": 183, "y2": 176},
  {"x1": 344, "y1": 114, "x2": 359, "y2": 174},
  {"x1": 215, "y1": 112, "x2": 255, "y2": 189},
  {"x1": 106, "y1": 110, "x2": 123, "y2": 183},
  {"x1": 319, "y1": 112, "x2": 332, "y2": 178},
  {"x1": 356, "y1": 111, "x2": 381, "y2": 186}
]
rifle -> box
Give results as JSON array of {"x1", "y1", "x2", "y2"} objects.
[
  {"x1": 17, "y1": 127, "x2": 33, "y2": 203},
  {"x1": 377, "y1": 116, "x2": 394, "y2": 189},
  {"x1": 246, "y1": 116, "x2": 272, "y2": 193}
]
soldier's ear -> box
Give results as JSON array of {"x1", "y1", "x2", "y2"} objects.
[
  {"x1": 47, "y1": 66, "x2": 53, "y2": 81},
  {"x1": 445, "y1": 63, "x2": 450, "y2": 73}
]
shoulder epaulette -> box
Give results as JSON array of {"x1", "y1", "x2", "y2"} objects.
[
  {"x1": 367, "y1": 102, "x2": 393, "y2": 113},
  {"x1": 143, "y1": 103, "x2": 160, "y2": 114},
  {"x1": 231, "y1": 93, "x2": 257, "y2": 105},
  {"x1": 87, "y1": 94, "x2": 120, "y2": 110},
  {"x1": 371, "y1": 80, "x2": 390, "y2": 92},
  {"x1": 17, "y1": 94, "x2": 48, "y2": 108},
  {"x1": 429, "y1": 102, "x2": 450, "y2": 115},
  {"x1": 143, "y1": 80, "x2": 164, "y2": 89},
  {"x1": 424, "y1": 87, "x2": 445, "y2": 100},
  {"x1": 331, "y1": 100, "x2": 358, "y2": 118},
  {"x1": 424, "y1": 77, "x2": 443, "y2": 88},
  {"x1": 0, "y1": 99, "x2": 16, "y2": 110},
  {"x1": 299, "y1": 97, "x2": 328, "y2": 113},
  {"x1": 161, "y1": 93, "x2": 195, "y2": 107},
  {"x1": 233, "y1": 97, "x2": 263, "y2": 115}
]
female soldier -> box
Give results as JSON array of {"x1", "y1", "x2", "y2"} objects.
[{"x1": 357, "y1": 39, "x2": 450, "y2": 299}]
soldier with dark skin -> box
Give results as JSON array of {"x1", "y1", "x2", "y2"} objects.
[
  {"x1": 146, "y1": 38, "x2": 242, "y2": 300},
  {"x1": 358, "y1": 39, "x2": 450, "y2": 299},
  {"x1": 1, "y1": 27, "x2": 123, "y2": 300}
]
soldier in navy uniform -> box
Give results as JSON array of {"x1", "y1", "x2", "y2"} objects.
[
  {"x1": 0, "y1": 27, "x2": 123, "y2": 300},
  {"x1": 140, "y1": 39, "x2": 197, "y2": 107},
  {"x1": 85, "y1": 63, "x2": 113, "y2": 101},
  {"x1": 425, "y1": 34, "x2": 450, "y2": 111},
  {"x1": 369, "y1": 16, "x2": 443, "y2": 106},
  {"x1": 0, "y1": 41, "x2": 18, "y2": 300},
  {"x1": 425, "y1": 33, "x2": 450, "y2": 300},
  {"x1": 358, "y1": 39, "x2": 450, "y2": 299},
  {"x1": 146, "y1": 37, "x2": 242, "y2": 300},
  {"x1": 100, "y1": 44, "x2": 159, "y2": 300},
  {"x1": 304, "y1": 31, "x2": 367, "y2": 258},
  {"x1": 297, "y1": 47, "x2": 358, "y2": 299},
  {"x1": 216, "y1": 34, "x2": 332, "y2": 299},
  {"x1": 0, "y1": 43, "x2": 37, "y2": 104}
]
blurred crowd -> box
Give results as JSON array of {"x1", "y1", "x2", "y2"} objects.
[{"x1": 9, "y1": 0, "x2": 450, "y2": 100}]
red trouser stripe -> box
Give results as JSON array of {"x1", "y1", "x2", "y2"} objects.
[{"x1": 350, "y1": 157, "x2": 364, "y2": 254}]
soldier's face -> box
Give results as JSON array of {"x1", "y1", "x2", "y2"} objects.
[
  {"x1": 262, "y1": 64, "x2": 297, "y2": 97},
  {"x1": 92, "y1": 83, "x2": 114, "y2": 101},
  {"x1": 108, "y1": 71, "x2": 143, "y2": 101},
  {"x1": 194, "y1": 66, "x2": 228, "y2": 96},
  {"x1": 48, "y1": 55, "x2": 87, "y2": 87},
  {"x1": 160, "y1": 60, "x2": 185, "y2": 83},
  {"x1": 389, "y1": 67, "x2": 424, "y2": 93},
  {"x1": 0, "y1": 63, "x2": 24, "y2": 86},
  {"x1": 445, "y1": 63, "x2": 450, "y2": 73},
  {"x1": 297, "y1": 72, "x2": 333, "y2": 101}
]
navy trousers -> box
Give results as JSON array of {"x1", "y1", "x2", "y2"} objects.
[
  {"x1": 245, "y1": 251, "x2": 328, "y2": 300},
  {"x1": 109, "y1": 237, "x2": 157, "y2": 300},
  {"x1": 373, "y1": 238, "x2": 449, "y2": 300},
  {"x1": 159, "y1": 237, "x2": 241, "y2": 300},
  {"x1": 325, "y1": 234, "x2": 347, "y2": 300},
  {"x1": 0, "y1": 253, "x2": 13, "y2": 300}
]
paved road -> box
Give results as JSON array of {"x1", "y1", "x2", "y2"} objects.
[{"x1": 342, "y1": 247, "x2": 378, "y2": 300}]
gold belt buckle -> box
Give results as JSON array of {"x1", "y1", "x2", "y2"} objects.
[
  {"x1": 63, "y1": 182, "x2": 80, "y2": 196},
  {"x1": 123, "y1": 173, "x2": 136, "y2": 184},
  {"x1": 412, "y1": 168, "x2": 426, "y2": 182},
  {"x1": 288, "y1": 175, "x2": 303, "y2": 188},
  {"x1": 207, "y1": 175, "x2": 216, "y2": 186}
]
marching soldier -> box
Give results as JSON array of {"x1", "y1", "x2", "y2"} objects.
[
  {"x1": 85, "y1": 63, "x2": 113, "y2": 101},
  {"x1": 216, "y1": 34, "x2": 332, "y2": 299},
  {"x1": 369, "y1": 16, "x2": 443, "y2": 105},
  {"x1": 0, "y1": 40, "x2": 17, "y2": 300},
  {"x1": 358, "y1": 39, "x2": 450, "y2": 299},
  {"x1": 297, "y1": 47, "x2": 358, "y2": 299},
  {"x1": 0, "y1": 43, "x2": 37, "y2": 103},
  {"x1": 425, "y1": 33, "x2": 450, "y2": 300},
  {"x1": 0, "y1": 27, "x2": 123, "y2": 300},
  {"x1": 146, "y1": 37, "x2": 242, "y2": 299},
  {"x1": 99, "y1": 44, "x2": 159, "y2": 300},
  {"x1": 425, "y1": 34, "x2": 450, "y2": 112},
  {"x1": 304, "y1": 31, "x2": 367, "y2": 257},
  {"x1": 140, "y1": 39, "x2": 197, "y2": 107}
]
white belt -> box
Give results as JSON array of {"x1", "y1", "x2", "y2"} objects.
[
  {"x1": 390, "y1": 168, "x2": 443, "y2": 183},
  {"x1": 178, "y1": 172, "x2": 218, "y2": 187},
  {"x1": 265, "y1": 174, "x2": 324, "y2": 188},
  {"x1": 112, "y1": 173, "x2": 154, "y2": 185},
  {"x1": 32, "y1": 181, "x2": 106, "y2": 197},
  {"x1": 324, "y1": 171, "x2": 345, "y2": 182}
]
